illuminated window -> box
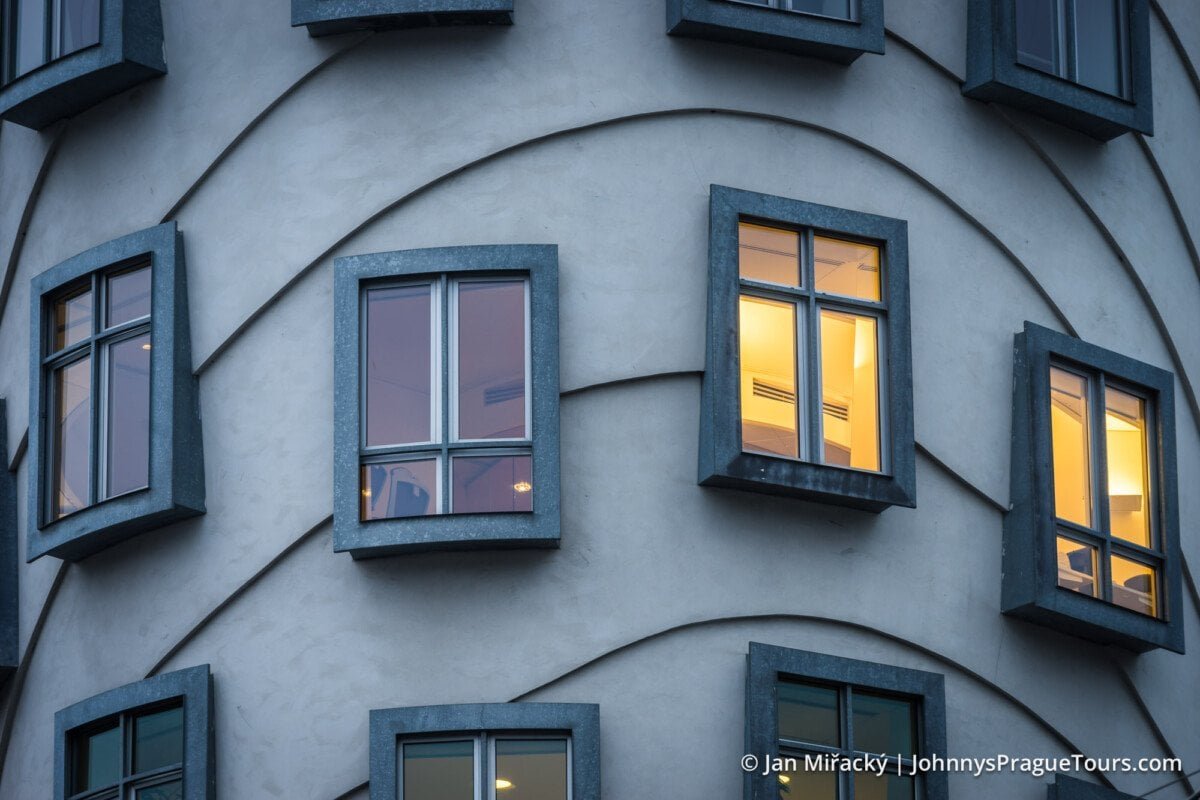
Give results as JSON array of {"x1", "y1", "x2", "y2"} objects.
[
  {"x1": 1005, "y1": 323, "x2": 1183, "y2": 653},
  {"x1": 745, "y1": 642, "x2": 948, "y2": 800},
  {"x1": 370, "y1": 704, "x2": 599, "y2": 800},
  {"x1": 334, "y1": 245, "x2": 560, "y2": 557},
  {"x1": 701, "y1": 186, "x2": 915, "y2": 512}
]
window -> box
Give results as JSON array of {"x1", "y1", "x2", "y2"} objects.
[
  {"x1": 1005, "y1": 322, "x2": 1183, "y2": 653},
  {"x1": 27, "y1": 222, "x2": 205, "y2": 563},
  {"x1": 333, "y1": 245, "x2": 560, "y2": 558},
  {"x1": 700, "y1": 186, "x2": 915, "y2": 512},
  {"x1": 1050, "y1": 774, "x2": 1139, "y2": 800},
  {"x1": 744, "y1": 642, "x2": 948, "y2": 800},
  {"x1": 666, "y1": 0, "x2": 884, "y2": 65},
  {"x1": 291, "y1": 0, "x2": 513, "y2": 37},
  {"x1": 0, "y1": 400, "x2": 15, "y2": 680},
  {"x1": 0, "y1": 0, "x2": 166, "y2": 130},
  {"x1": 369, "y1": 703, "x2": 600, "y2": 800},
  {"x1": 54, "y1": 665, "x2": 214, "y2": 800},
  {"x1": 962, "y1": 0, "x2": 1152, "y2": 140}
]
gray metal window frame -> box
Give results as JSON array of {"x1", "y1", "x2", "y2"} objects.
[
  {"x1": 1014, "y1": 0, "x2": 1132, "y2": 100},
  {"x1": 724, "y1": 0, "x2": 859, "y2": 23},
  {"x1": 1, "y1": 0, "x2": 100, "y2": 87},
  {"x1": 0, "y1": 400, "x2": 16, "y2": 681},
  {"x1": 291, "y1": 0, "x2": 513, "y2": 37},
  {"x1": 64, "y1": 700, "x2": 184, "y2": 800},
  {"x1": 395, "y1": 732, "x2": 574, "y2": 800},
  {"x1": 1004, "y1": 322, "x2": 1184, "y2": 654},
  {"x1": 1049, "y1": 774, "x2": 1140, "y2": 800}
]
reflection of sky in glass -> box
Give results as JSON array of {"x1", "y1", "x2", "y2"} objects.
[
  {"x1": 107, "y1": 266, "x2": 152, "y2": 328},
  {"x1": 361, "y1": 460, "x2": 437, "y2": 520},
  {"x1": 452, "y1": 455, "x2": 532, "y2": 514},
  {"x1": 458, "y1": 281, "x2": 526, "y2": 441},
  {"x1": 54, "y1": 358, "x2": 92, "y2": 518},
  {"x1": 366, "y1": 285, "x2": 433, "y2": 447},
  {"x1": 403, "y1": 741, "x2": 474, "y2": 800},
  {"x1": 107, "y1": 333, "x2": 152, "y2": 497}
]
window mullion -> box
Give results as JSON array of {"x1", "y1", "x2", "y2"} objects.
[
  {"x1": 440, "y1": 276, "x2": 451, "y2": 515},
  {"x1": 804, "y1": 230, "x2": 821, "y2": 464},
  {"x1": 89, "y1": 271, "x2": 102, "y2": 508},
  {"x1": 1093, "y1": 372, "x2": 1113, "y2": 602},
  {"x1": 1063, "y1": 0, "x2": 1077, "y2": 82}
]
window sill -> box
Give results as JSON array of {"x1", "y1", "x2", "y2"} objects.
[{"x1": 292, "y1": 0, "x2": 514, "y2": 37}]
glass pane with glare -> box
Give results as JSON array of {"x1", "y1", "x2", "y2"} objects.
[
  {"x1": 852, "y1": 692, "x2": 915, "y2": 757},
  {"x1": 739, "y1": 223, "x2": 800, "y2": 286},
  {"x1": 54, "y1": 286, "x2": 93, "y2": 351},
  {"x1": 740, "y1": 296, "x2": 799, "y2": 458},
  {"x1": 60, "y1": 0, "x2": 102, "y2": 55},
  {"x1": 1015, "y1": 0, "x2": 1064, "y2": 75},
  {"x1": 458, "y1": 280, "x2": 527, "y2": 441},
  {"x1": 135, "y1": 781, "x2": 183, "y2": 800},
  {"x1": 16, "y1": 0, "x2": 47, "y2": 77},
  {"x1": 107, "y1": 266, "x2": 152, "y2": 328},
  {"x1": 451, "y1": 454, "x2": 533, "y2": 514},
  {"x1": 366, "y1": 285, "x2": 433, "y2": 447},
  {"x1": 1050, "y1": 368, "x2": 1092, "y2": 528},
  {"x1": 134, "y1": 706, "x2": 184, "y2": 774},
  {"x1": 494, "y1": 739, "x2": 568, "y2": 800},
  {"x1": 819, "y1": 310, "x2": 880, "y2": 471},
  {"x1": 402, "y1": 741, "x2": 474, "y2": 800},
  {"x1": 776, "y1": 766, "x2": 836, "y2": 800},
  {"x1": 361, "y1": 460, "x2": 437, "y2": 520},
  {"x1": 107, "y1": 334, "x2": 152, "y2": 498},
  {"x1": 1075, "y1": 0, "x2": 1125, "y2": 96},
  {"x1": 789, "y1": 0, "x2": 853, "y2": 20},
  {"x1": 1104, "y1": 387, "x2": 1150, "y2": 548},
  {"x1": 1111, "y1": 555, "x2": 1157, "y2": 616},
  {"x1": 855, "y1": 772, "x2": 916, "y2": 800},
  {"x1": 54, "y1": 358, "x2": 92, "y2": 518},
  {"x1": 814, "y1": 237, "x2": 881, "y2": 301},
  {"x1": 778, "y1": 680, "x2": 839, "y2": 747},
  {"x1": 1056, "y1": 536, "x2": 1098, "y2": 597},
  {"x1": 72, "y1": 723, "x2": 120, "y2": 793}
]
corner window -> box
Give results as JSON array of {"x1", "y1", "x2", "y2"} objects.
[
  {"x1": 1005, "y1": 322, "x2": 1183, "y2": 653},
  {"x1": 666, "y1": 0, "x2": 884, "y2": 65},
  {"x1": 0, "y1": 400, "x2": 16, "y2": 679},
  {"x1": 369, "y1": 703, "x2": 599, "y2": 800},
  {"x1": 0, "y1": 0, "x2": 166, "y2": 130},
  {"x1": 334, "y1": 245, "x2": 559, "y2": 557},
  {"x1": 28, "y1": 223, "x2": 205, "y2": 563},
  {"x1": 700, "y1": 186, "x2": 915, "y2": 512},
  {"x1": 291, "y1": 0, "x2": 513, "y2": 37},
  {"x1": 54, "y1": 665, "x2": 213, "y2": 800},
  {"x1": 745, "y1": 642, "x2": 948, "y2": 800},
  {"x1": 962, "y1": 0, "x2": 1152, "y2": 139}
]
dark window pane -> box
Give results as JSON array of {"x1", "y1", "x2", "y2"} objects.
[
  {"x1": 778, "y1": 680, "x2": 839, "y2": 747},
  {"x1": 107, "y1": 266, "x2": 152, "y2": 328},
  {"x1": 402, "y1": 740, "x2": 474, "y2": 800},
  {"x1": 494, "y1": 739, "x2": 568, "y2": 800},
  {"x1": 855, "y1": 772, "x2": 915, "y2": 800},
  {"x1": 366, "y1": 285, "x2": 433, "y2": 447},
  {"x1": 777, "y1": 767, "x2": 836, "y2": 800},
  {"x1": 72, "y1": 723, "x2": 120, "y2": 793},
  {"x1": 60, "y1": 0, "x2": 101, "y2": 55},
  {"x1": 54, "y1": 285, "x2": 93, "y2": 351},
  {"x1": 457, "y1": 281, "x2": 526, "y2": 441},
  {"x1": 852, "y1": 691, "x2": 915, "y2": 757},
  {"x1": 1016, "y1": 0, "x2": 1064, "y2": 76},
  {"x1": 451, "y1": 454, "x2": 532, "y2": 514},
  {"x1": 135, "y1": 780, "x2": 183, "y2": 800},
  {"x1": 133, "y1": 706, "x2": 183, "y2": 774},
  {"x1": 1075, "y1": 0, "x2": 1124, "y2": 96},
  {"x1": 53, "y1": 357, "x2": 92, "y2": 519},
  {"x1": 361, "y1": 459, "x2": 437, "y2": 520},
  {"x1": 789, "y1": 0, "x2": 853, "y2": 20},
  {"x1": 16, "y1": 0, "x2": 48, "y2": 77},
  {"x1": 107, "y1": 333, "x2": 152, "y2": 498}
]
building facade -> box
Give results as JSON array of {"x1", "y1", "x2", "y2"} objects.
[{"x1": 0, "y1": 0, "x2": 1198, "y2": 797}]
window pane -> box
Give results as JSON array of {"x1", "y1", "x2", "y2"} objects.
[
  {"x1": 1111, "y1": 554, "x2": 1157, "y2": 616},
  {"x1": 72, "y1": 723, "x2": 120, "y2": 793},
  {"x1": 133, "y1": 706, "x2": 183, "y2": 774},
  {"x1": 777, "y1": 766, "x2": 836, "y2": 800},
  {"x1": 739, "y1": 223, "x2": 800, "y2": 286},
  {"x1": 54, "y1": 285, "x2": 93, "y2": 350},
  {"x1": 1050, "y1": 367, "x2": 1092, "y2": 528},
  {"x1": 107, "y1": 333, "x2": 152, "y2": 498},
  {"x1": 814, "y1": 236, "x2": 881, "y2": 302},
  {"x1": 53, "y1": 357, "x2": 91, "y2": 519},
  {"x1": 402, "y1": 741, "x2": 474, "y2": 800},
  {"x1": 740, "y1": 296, "x2": 799, "y2": 458},
  {"x1": 820, "y1": 310, "x2": 880, "y2": 471},
  {"x1": 778, "y1": 681, "x2": 839, "y2": 747},
  {"x1": 366, "y1": 285, "x2": 433, "y2": 447},
  {"x1": 135, "y1": 781, "x2": 183, "y2": 800},
  {"x1": 451, "y1": 454, "x2": 533, "y2": 514},
  {"x1": 1075, "y1": 0, "x2": 1124, "y2": 96},
  {"x1": 457, "y1": 280, "x2": 527, "y2": 441},
  {"x1": 1015, "y1": 0, "x2": 1064, "y2": 75},
  {"x1": 60, "y1": 0, "x2": 101, "y2": 55},
  {"x1": 789, "y1": 0, "x2": 853, "y2": 19},
  {"x1": 107, "y1": 266, "x2": 152, "y2": 328},
  {"x1": 855, "y1": 772, "x2": 916, "y2": 800},
  {"x1": 361, "y1": 459, "x2": 437, "y2": 520},
  {"x1": 494, "y1": 739, "x2": 568, "y2": 800},
  {"x1": 1105, "y1": 387, "x2": 1150, "y2": 548},
  {"x1": 852, "y1": 692, "x2": 915, "y2": 757},
  {"x1": 1056, "y1": 535, "x2": 1098, "y2": 597},
  {"x1": 16, "y1": 0, "x2": 48, "y2": 77}
]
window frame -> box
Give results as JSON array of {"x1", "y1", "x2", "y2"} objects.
[
  {"x1": 53, "y1": 664, "x2": 214, "y2": 800},
  {"x1": 291, "y1": 0, "x2": 514, "y2": 37},
  {"x1": 333, "y1": 244, "x2": 560, "y2": 558},
  {"x1": 0, "y1": 0, "x2": 167, "y2": 131},
  {"x1": 1049, "y1": 774, "x2": 1139, "y2": 800},
  {"x1": 666, "y1": 0, "x2": 884, "y2": 65},
  {"x1": 962, "y1": 0, "x2": 1153, "y2": 140},
  {"x1": 0, "y1": 399, "x2": 16, "y2": 681},
  {"x1": 369, "y1": 703, "x2": 599, "y2": 800},
  {"x1": 744, "y1": 642, "x2": 948, "y2": 800},
  {"x1": 700, "y1": 185, "x2": 915, "y2": 512},
  {"x1": 27, "y1": 222, "x2": 205, "y2": 564},
  {"x1": 1004, "y1": 322, "x2": 1184, "y2": 654}
]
